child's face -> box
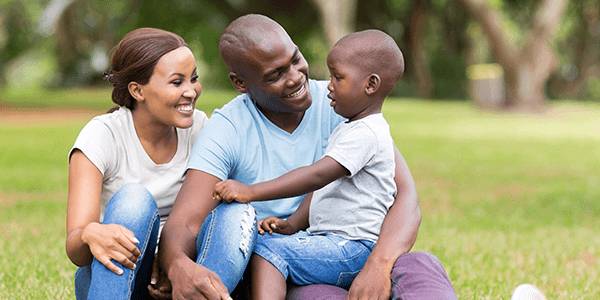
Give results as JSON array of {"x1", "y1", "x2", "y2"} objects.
[{"x1": 326, "y1": 46, "x2": 371, "y2": 121}]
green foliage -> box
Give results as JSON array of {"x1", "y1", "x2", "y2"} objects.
[
  {"x1": 3, "y1": 0, "x2": 600, "y2": 100},
  {"x1": 1, "y1": 89, "x2": 599, "y2": 298}
]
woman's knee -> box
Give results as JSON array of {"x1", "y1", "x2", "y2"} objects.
[{"x1": 106, "y1": 183, "x2": 157, "y2": 216}]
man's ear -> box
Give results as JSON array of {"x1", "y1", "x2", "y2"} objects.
[
  {"x1": 229, "y1": 72, "x2": 249, "y2": 93},
  {"x1": 365, "y1": 74, "x2": 381, "y2": 96},
  {"x1": 128, "y1": 82, "x2": 144, "y2": 102}
]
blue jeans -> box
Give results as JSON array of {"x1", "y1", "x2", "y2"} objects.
[
  {"x1": 254, "y1": 231, "x2": 375, "y2": 289},
  {"x1": 194, "y1": 201, "x2": 258, "y2": 292},
  {"x1": 74, "y1": 188, "x2": 258, "y2": 299},
  {"x1": 74, "y1": 183, "x2": 160, "y2": 300}
]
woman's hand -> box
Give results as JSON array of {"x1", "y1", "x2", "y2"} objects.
[
  {"x1": 81, "y1": 222, "x2": 141, "y2": 275},
  {"x1": 213, "y1": 179, "x2": 253, "y2": 204},
  {"x1": 257, "y1": 217, "x2": 296, "y2": 235}
]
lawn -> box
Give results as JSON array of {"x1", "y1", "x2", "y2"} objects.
[{"x1": 1, "y1": 88, "x2": 598, "y2": 299}]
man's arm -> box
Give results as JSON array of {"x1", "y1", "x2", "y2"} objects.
[
  {"x1": 346, "y1": 147, "x2": 421, "y2": 300},
  {"x1": 214, "y1": 156, "x2": 347, "y2": 203},
  {"x1": 157, "y1": 170, "x2": 231, "y2": 300}
]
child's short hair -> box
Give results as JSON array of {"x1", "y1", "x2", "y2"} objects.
[{"x1": 334, "y1": 30, "x2": 404, "y2": 95}]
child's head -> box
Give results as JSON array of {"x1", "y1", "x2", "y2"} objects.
[{"x1": 326, "y1": 29, "x2": 404, "y2": 121}]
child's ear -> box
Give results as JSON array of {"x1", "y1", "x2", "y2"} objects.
[
  {"x1": 229, "y1": 72, "x2": 249, "y2": 93},
  {"x1": 128, "y1": 82, "x2": 144, "y2": 102},
  {"x1": 365, "y1": 74, "x2": 381, "y2": 96}
]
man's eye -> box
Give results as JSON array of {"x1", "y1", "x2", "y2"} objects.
[{"x1": 269, "y1": 73, "x2": 282, "y2": 82}]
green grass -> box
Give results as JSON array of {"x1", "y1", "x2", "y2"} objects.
[{"x1": 1, "y1": 89, "x2": 599, "y2": 299}]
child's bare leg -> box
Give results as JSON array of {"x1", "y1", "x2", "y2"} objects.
[{"x1": 250, "y1": 253, "x2": 286, "y2": 300}]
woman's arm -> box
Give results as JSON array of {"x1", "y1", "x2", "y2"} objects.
[
  {"x1": 66, "y1": 150, "x2": 141, "y2": 274},
  {"x1": 346, "y1": 147, "x2": 421, "y2": 300}
]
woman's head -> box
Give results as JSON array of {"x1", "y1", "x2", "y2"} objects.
[{"x1": 105, "y1": 28, "x2": 188, "y2": 110}]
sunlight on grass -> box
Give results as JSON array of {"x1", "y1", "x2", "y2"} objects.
[{"x1": 1, "y1": 90, "x2": 599, "y2": 298}]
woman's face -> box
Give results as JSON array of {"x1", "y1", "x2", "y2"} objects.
[{"x1": 138, "y1": 46, "x2": 201, "y2": 129}]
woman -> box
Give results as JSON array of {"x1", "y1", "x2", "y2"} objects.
[{"x1": 66, "y1": 27, "x2": 206, "y2": 299}]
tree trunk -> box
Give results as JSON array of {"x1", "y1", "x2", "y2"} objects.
[
  {"x1": 409, "y1": 0, "x2": 434, "y2": 99},
  {"x1": 459, "y1": 0, "x2": 568, "y2": 112},
  {"x1": 310, "y1": 0, "x2": 357, "y2": 47}
]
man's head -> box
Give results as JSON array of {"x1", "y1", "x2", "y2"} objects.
[
  {"x1": 219, "y1": 14, "x2": 312, "y2": 114},
  {"x1": 326, "y1": 29, "x2": 404, "y2": 121}
]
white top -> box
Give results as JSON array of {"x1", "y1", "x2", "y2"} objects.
[
  {"x1": 69, "y1": 107, "x2": 207, "y2": 234},
  {"x1": 307, "y1": 113, "x2": 397, "y2": 242}
]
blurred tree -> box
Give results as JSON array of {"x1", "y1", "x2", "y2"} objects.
[
  {"x1": 5, "y1": 0, "x2": 598, "y2": 102},
  {"x1": 310, "y1": 0, "x2": 356, "y2": 47},
  {"x1": 49, "y1": 0, "x2": 326, "y2": 88},
  {"x1": 459, "y1": 0, "x2": 568, "y2": 111},
  {"x1": 549, "y1": 0, "x2": 600, "y2": 100},
  {"x1": 0, "y1": 0, "x2": 44, "y2": 87}
]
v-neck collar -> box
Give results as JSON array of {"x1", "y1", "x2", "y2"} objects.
[{"x1": 126, "y1": 107, "x2": 183, "y2": 167}]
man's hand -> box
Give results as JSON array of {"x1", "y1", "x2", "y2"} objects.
[
  {"x1": 257, "y1": 217, "x2": 297, "y2": 235},
  {"x1": 213, "y1": 179, "x2": 253, "y2": 204},
  {"x1": 169, "y1": 258, "x2": 232, "y2": 300},
  {"x1": 346, "y1": 259, "x2": 392, "y2": 300}
]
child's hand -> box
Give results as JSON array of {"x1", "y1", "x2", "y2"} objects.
[
  {"x1": 258, "y1": 217, "x2": 296, "y2": 235},
  {"x1": 213, "y1": 179, "x2": 253, "y2": 203}
]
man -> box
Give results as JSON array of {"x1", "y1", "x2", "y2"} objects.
[{"x1": 155, "y1": 14, "x2": 457, "y2": 300}]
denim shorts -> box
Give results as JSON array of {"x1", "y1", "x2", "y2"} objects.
[{"x1": 253, "y1": 231, "x2": 375, "y2": 289}]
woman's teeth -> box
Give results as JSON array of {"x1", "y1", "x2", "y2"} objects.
[{"x1": 177, "y1": 104, "x2": 193, "y2": 112}]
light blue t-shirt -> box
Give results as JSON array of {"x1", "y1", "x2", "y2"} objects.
[{"x1": 188, "y1": 80, "x2": 345, "y2": 220}]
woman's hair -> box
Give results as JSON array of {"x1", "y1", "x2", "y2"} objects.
[{"x1": 104, "y1": 28, "x2": 187, "y2": 112}]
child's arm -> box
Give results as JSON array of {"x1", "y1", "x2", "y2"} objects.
[
  {"x1": 213, "y1": 156, "x2": 347, "y2": 203},
  {"x1": 257, "y1": 193, "x2": 312, "y2": 235}
]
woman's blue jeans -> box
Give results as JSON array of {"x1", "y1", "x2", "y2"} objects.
[
  {"x1": 74, "y1": 183, "x2": 160, "y2": 299},
  {"x1": 74, "y1": 183, "x2": 257, "y2": 299}
]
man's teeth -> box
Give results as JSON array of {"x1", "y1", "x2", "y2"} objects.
[
  {"x1": 285, "y1": 84, "x2": 305, "y2": 98},
  {"x1": 177, "y1": 105, "x2": 193, "y2": 112}
]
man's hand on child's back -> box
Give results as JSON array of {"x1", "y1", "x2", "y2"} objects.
[
  {"x1": 257, "y1": 217, "x2": 297, "y2": 235},
  {"x1": 213, "y1": 179, "x2": 253, "y2": 203}
]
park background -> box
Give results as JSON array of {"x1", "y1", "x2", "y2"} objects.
[{"x1": 0, "y1": 0, "x2": 599, "y2": 298}]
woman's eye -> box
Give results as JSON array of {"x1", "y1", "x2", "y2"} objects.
[
  {"x1": 191, "y1": 75, "x2": 199, "y2": 82},
  {"x1": 172, "y1": 79, "x2": 182, "y2": 85}
]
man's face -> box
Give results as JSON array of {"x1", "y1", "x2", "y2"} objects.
[{"x1": 240, "y1": 30, "x2": 312, "y2": 114}]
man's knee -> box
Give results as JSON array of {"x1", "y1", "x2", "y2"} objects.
[{"x1": 391, "y1": 251, "x2": 457, "y2": 300}]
